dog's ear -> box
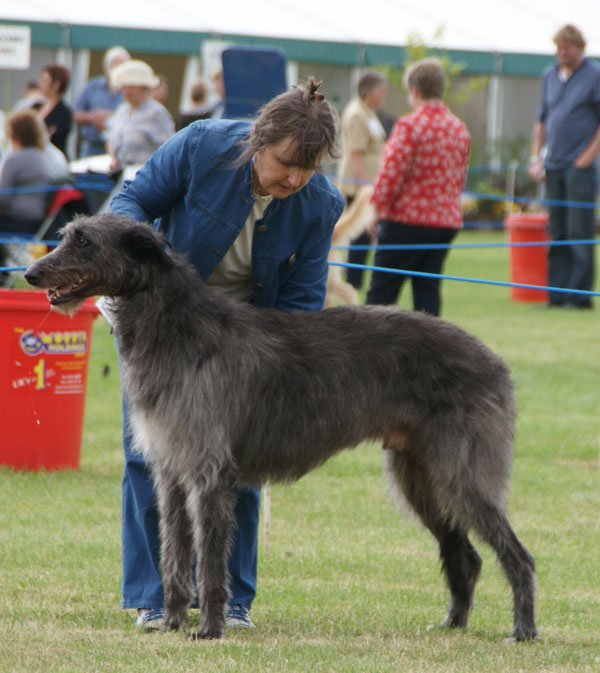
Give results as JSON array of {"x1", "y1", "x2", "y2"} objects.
[{"x1": 121, "y1": 227, "x2": 170, "y2": 267}]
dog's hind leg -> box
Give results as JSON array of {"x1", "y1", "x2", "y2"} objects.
[
  {"x1": 437, "y1": 527, "x2": 482, "y2": 628},
  {"x1": 471, "y1": 504, "x2": 537, "y2": 641},
  {"x1": 153, "y1": 466, "x2": 195, "y2": 631},
  {"x1": 186, "y1": 474, "x2": 237, "y2": 640},
  {"x1": 384, "y1": 449, "x2": 482, "y2": 630}
]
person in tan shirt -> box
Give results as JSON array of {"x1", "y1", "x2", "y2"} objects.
[{"x1": 338, "y1": 70, "x2": 387, "y2": 289}]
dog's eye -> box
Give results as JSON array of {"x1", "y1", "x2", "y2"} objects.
[{"x1": 74, "y1": 231, "x2": 89, "y2": 247}]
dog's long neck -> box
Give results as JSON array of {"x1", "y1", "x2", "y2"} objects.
[{"x1": 113, "y1": 262, "x2": 234, "y2": 369}]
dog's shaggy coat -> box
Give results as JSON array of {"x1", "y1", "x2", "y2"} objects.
[{"x1": 25, "y1": 214, "x2": 537, "y2": 641}]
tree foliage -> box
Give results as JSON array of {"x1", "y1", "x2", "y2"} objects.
[{"x1": 380, "y1": 27, "x2": 488, "y2": 107}]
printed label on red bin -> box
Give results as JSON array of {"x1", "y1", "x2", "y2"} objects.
[{"x1": 10, "y1": 325, "x2": 89, "y2": 396}]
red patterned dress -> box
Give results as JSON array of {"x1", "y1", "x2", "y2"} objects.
[
  {"x1": 366, "y1": 100, "x2": 470, "y2": 316},
  {"x1": 370, "y1": 100, "x2": 470, "y2": 228}
]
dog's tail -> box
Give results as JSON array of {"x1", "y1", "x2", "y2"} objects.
[{"x1": 332, "y1": 185, "x2": 374, "y2": 245}]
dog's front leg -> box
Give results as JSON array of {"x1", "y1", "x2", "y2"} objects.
[
  {"x1": 153, "y1": 465, "x2": 194, "y2": 631},
  {"x1": 186, "y1": 474, "x2": 236, "y2": 640}
]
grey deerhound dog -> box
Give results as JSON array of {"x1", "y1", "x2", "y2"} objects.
[{"x1": 25, "y1": 214, "x2": 537, "y2": 642}]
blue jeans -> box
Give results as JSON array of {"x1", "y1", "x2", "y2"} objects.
[
  {"x1": 120, "y1": 395, "x2": 260, "y2": 611},
  {"x1": 545, "y1": 165, "x2": 596, "y2": 307}
]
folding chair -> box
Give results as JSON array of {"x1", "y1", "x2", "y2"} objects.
[
  {"x1": 37, "y1": 185, "x2": 86, "y2": 240},
  {"x1": 1, "y1": 185, "x2": 85, "y2": 288}
]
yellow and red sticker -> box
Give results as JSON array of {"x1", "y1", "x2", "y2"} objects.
[{"x1": 11, "y1": 326, "x2": 89, "y2": 396}]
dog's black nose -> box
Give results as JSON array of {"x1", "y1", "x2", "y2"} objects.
[{"x1": 24, "y1": 268, "x2": 40, "y2": 286}]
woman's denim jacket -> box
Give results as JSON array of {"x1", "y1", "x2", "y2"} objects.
[{"x1": 111, "y1": 119, "x2": 345, "y2": 312}]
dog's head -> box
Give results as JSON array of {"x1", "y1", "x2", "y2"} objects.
[{"x1": 25, "y1": 214, "x2": 171, "y2": 316}]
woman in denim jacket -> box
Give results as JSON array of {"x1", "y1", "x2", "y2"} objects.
[{"x1": 110, "y1": 77, "x2": 344, "y2": 631}]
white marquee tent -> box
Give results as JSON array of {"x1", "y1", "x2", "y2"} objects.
[
  {"x1": 2, "y1": 0, "x2": 598, "y2": 160},
  {"x1": 2, "y1": 0, "x2": 600, "y2": 56}
]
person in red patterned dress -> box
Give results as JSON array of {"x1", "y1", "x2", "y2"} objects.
[{"x1": 366, "y1": 58, "x2": 470, "y2": 316}]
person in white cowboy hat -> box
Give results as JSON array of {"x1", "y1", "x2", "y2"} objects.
[{"x1": 106, "y1": 59, "x2": 174, "y2": 173}]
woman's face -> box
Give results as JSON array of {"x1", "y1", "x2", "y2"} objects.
[
  {"x1": 38, "y1": 70, "x2": 57, "y2": 97},
  {"x1": 365, "y1": 84, "x2": 387, "y2": 110},
  {"x1": 121, "y1": 85, "x2": 151, "y2": 109},
  {"x1": 253, "y1": 137, "x2": 316, "y2": 199}
]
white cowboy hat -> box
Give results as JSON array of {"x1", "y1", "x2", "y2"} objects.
[{"x1": 110, "y1": 59, "x2": 159, "y2": 89}]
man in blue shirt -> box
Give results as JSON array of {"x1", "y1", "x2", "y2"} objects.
[
  {"x1": 529, "y1": 24, "x2": 600, "y2": 309},
  {"x1": 74, "y1": 46, "x2": 130, "y2": 158}
]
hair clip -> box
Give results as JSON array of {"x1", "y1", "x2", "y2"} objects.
[{"x1": 310, "y1": 91, "x2": 325, "y2": 101}]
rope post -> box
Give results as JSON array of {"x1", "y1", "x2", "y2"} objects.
[
  {"x1": 505, "y1": 159, "x2": 519, "y2": 219},
  {"x1": 263, "y1": 483, "x2": 271, "y2": 556}
]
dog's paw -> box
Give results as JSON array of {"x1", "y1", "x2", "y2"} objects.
[
  {"x1": 504, "y1": 626, "x2": 538, "y2": 643},
  {"x1": 162, "y1": 609, "x2": 188, "y2": 632},
  {"x1": 426, "y1": 620, "x2": 464, "y2": 633},
  {"x1": 187, "y1": 626, "x2": 224, "y2": 641},
  {"x1": 439, "y1": 610, "x2": 469, "y2": 630}
]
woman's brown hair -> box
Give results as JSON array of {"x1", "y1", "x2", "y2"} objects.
[
  {"x1": 6, "y1": 109, "x2": 46, "y2": 149},
  {"x1": 238, "y1": 77, "x2": 339, "y2": 170},
  {"x1": 403, "y1": 58, "x2": 446, "y2": 100},
  {"x1": 41, "y1": 63, "x2": 71, "y2": 94}
]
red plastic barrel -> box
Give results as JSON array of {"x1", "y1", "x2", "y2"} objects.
[
  {"x1": 504, "y1": 213, "x2": 550, "y2": 302},
  {"x1": 0, "y1": 290, "x2": 98, "y2": 471}
]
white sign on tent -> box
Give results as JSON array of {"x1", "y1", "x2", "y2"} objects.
[{"x1": 0, "y1": 25, "x2": 31, "y2": 69}]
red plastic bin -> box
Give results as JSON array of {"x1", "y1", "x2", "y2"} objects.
[
  {"x1": 0, "y1": 289, "x2": 98, "y2": 471},
  {"x1": 504, "y1": 213, "x2": 550, "y2": 302}
]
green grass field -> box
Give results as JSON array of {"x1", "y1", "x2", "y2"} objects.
[{"x1": 1, "y1": 229, "x2": 598, "y2": 672}]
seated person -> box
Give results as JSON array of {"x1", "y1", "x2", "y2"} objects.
[
  {"x1": 0, "y1": 109, "x2": 54, "y2": 236},
  {"x1": 13, "y1": 79, "x2": 46, "y2": 112}
]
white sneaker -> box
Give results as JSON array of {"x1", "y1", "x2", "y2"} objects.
[
  {"x1": 136, "y1": 608, "x2": 165, "y2": 631},
  {"x1": 224, "y1": 604, "x2": 255, "y2": 629}
]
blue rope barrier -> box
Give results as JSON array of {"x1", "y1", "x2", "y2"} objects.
[
  {"x1": 5, "y1": 235, "x2": 594, "y2": 252},
  {"x1": 463, "y1": 190, "x2": 599, "y2": 211},
  {"x1": 2, "y1": 178, "x2": 596, "y2": 211},
  {"x1": 0, "y1": 236, "x2": 58, "y2": 246},
  {"x1": 334, "y1": 161, "x2": 598, "y2": 179},
  {"x1": 330, "y1": 173, "x2": 599, "y2": 210},
  {"x1": 463, "y1": 220, "x2": 504, "y2": 229},
  {"x1": 4, "y1": 258, "x2": 598, "y2": 299},
  {"x1": 335, "y1": 238, "x2": 599, "y2": 252},
  {"x1": 329, "y1": 260, "x2": 600, "y2": 298},
  {"x1": 0, "y1": 180, "x2": 114, "y2": 196},
  {"x1": 466, "y1": 163, "x2": 522, "y2": 173},
  {"x1": 1, "y1": 267, "x2": 28, "y2": 273}
]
